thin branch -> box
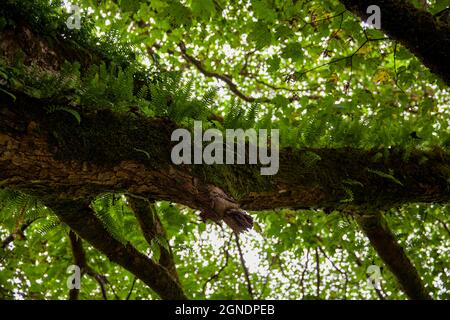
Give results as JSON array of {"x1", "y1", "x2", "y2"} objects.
[
  {"x1": 296, "y1": 37, "x2": 389, "y2": 78},
  {"x1": 234, "y1": 232, "x2": 254, "y2": 299},
  {"x1": 202, "y1": 234, "x2": 232, "y2": 296},
  {"x1": 300, "y1": 249, "x2": 310, "y2": 299},
  {"x1": 436, "y1": 218, "x2": 450, "y2": 238},
  {"x1": 179, "y1": 42, "x2": 257, "y2": 103},
  {"x1": 1, "y1": 219, "x2": 37, "y2": 250},
  {"x1": 126, "y1": 277, "x2": 137, "y2": 300},
  {"x1": 317, "y1": 246, "x2": 349, "y2": 299},
  {"x1": 315, "y1": 247, "x2": 321, "y2": 298},
  {"x1": 179, "y1": 42, "x2": 313, "y2": 104}
]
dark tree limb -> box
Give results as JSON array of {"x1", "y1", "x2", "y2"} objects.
[
  {"x1": 356, "y1": 210, "x2": 432, "y2": 300},
  {"x1": 2, "y1": 101, "x2": 450, "y2": 216},
  {"x1": 339, "y1": 0, "x2": 450, "y2": 85},
  {"x1": 49, "y1": 200, "x2": 187, "y2": 300}
]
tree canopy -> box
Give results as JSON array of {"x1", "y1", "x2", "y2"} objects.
[{"x1": 0, "y1": 0, "x2": 449, "y2": 300}]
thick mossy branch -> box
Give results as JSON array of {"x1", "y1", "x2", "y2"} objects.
[
  {"x1": 1, "y1": 100, "x2": 450, "y2": 215},
  {"x1": 356, "y1": 210, "x2": 432, "y2": 300}
]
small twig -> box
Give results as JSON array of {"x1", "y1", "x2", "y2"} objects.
[
  {"x1": 436, "y1": 218, "x2": 450, "y2": 238},
  {"x1": 202, "y1": 235, "x2": 231, "y2": 296},
  {"x1": 1, "y1": 219, "x2": 38, "y2": 250},
  {"x1": 300, "y1": 249, "x2": 310, "y2": 299},
  {"x1": 234, "y1": 232, "x2": 254, "y2": 299},
  {"x1": 315, "y1": 247, "x2": 321, "y2": 298}
]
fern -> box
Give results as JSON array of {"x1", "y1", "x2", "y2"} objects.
[
  {"x1": 34, "y1": 215, "x2": 61, "y2": 237},
  {"x1": 340, "y1": 187, "x2": 354, "y2": 203},
  {"x1": 223, "y1": 98, "x2": 245, "y2": 128},
  {"x1": 367, "y1": 168, "x2": 404, "y2": 186},
  {"x1": 0, "y1": 189, "x2": 53, "y2": 239},
  {"x1": 92, "y1": 194, "x2": 126, "y2": 243},
  {"x1": 301, "y1": 115, "x2": 326, "y2": 146},
  {"x1": 202, "y1": 88, "x2": 217, "y2": 106},
  {"x1": 46, "y1": 105, "x2": 81, "y2": 124}
]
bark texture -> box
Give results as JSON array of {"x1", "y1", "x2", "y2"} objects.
[{"x1": 1, "y1": 101, "x2": 449, "y2": 214}]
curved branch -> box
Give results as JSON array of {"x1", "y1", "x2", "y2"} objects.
[
  {"x1": 202, "y1": 234, "x2": 231, "y2": 296},
  {"x1": 179, "y1": 42, "x2": 310, "y2": 104}
]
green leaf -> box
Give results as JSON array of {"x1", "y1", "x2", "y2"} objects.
[
  {"x1": 251, "y1": 0, "x2": 277, "y2": 22},
  {"x1": 190, "y1": 0, "x2": 216, "y2": 19},
  {"x1": 281, "y1": 42, "x2": 303, "y2": 61},
  {"x1": 367, "y1": 168, "x2": 404, "y2": 186},
  {"x1": 154, "y1": 235, "x2": 170, "y2": 252},
  {"x1": 267, "y1": 56, "x2": 281, "y2": 73},
  {"x1": 248, "y1": 22, "x2": 273, "y2": 49}
]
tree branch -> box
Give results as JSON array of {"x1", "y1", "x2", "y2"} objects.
[
  {"x1": 315, "y1": 247, "x2": 321, "y2": 298},
  {"x1": 126, "y1": 196, "x2": 180, "y2": 282},
  {"x1": 1, "y1": 219, "x2": 36, "y2": 250},
  {"x1": 49, "y1": 200, "x2": 187, "y2": 300},
  {"x1": 339, "y1": 0, "x2": 450, "y2": 85},
  {"x1": 202, "y1": 234, "x2": 231, "y2": 297},
  {"x1": 234, "y1": 233, "x2": 253, "y2": 299},
  {"x1": 356, "y1": 210, "x2": 432, "y2": 300},
  {"x1": 1, "y1": 102, "x2": 450, "y2": 222},
  {"x1": 68, "y1": 230, "x2": 109, "y2": 300},
  {"x1": 179, "y1": 42, "x2": 314, "y2": 104}
]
